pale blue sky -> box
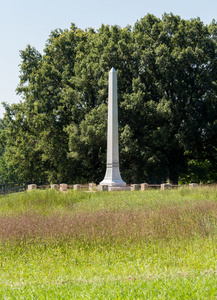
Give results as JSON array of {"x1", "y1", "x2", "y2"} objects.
[{"x1": 1, "y1": 0, "x2": 217, "y2": 118}]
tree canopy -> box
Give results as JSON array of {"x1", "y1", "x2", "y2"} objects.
[{"x1": 2, "y1": 13, "x2": 217, "y2": 184}]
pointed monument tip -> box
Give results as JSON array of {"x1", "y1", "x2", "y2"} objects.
[{"x1": 110, "y1": 67, "x2": 116, "y2": 72}]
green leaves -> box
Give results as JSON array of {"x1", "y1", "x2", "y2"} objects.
[
  {"x1": 66, "y1": 104, "x2": 107, "y2": 182},
  {"x1": 2, "y1": 14, "x2": 217, "y2": 184}
]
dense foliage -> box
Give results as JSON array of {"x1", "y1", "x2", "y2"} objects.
[{"x1": 2, "y1": 13, "x2": 217, "y2": 184}]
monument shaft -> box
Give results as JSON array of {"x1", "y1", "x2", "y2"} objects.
[{"x1": 100, "y1": 68, "x2": 126, "y2": 187}]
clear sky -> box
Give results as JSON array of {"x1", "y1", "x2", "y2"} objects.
[{"x1": 1, "y1": 0, "x2": 217, "y2": 118}]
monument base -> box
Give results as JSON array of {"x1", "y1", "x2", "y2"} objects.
[
  {"x1": 99, "y1": 179, "x2": 126, "y2": 187},
  {"x1": 108, "y1": 186, "x2": 130, "y2": 191},
  {"x1": 100, "y1": 165, "x2": 126, "y2": 187}
]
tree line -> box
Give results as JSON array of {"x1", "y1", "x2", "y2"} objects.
[{"x1": 1, "y1": 13, "x2": 217, "y2": 185}]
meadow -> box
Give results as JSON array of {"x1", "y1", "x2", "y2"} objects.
[{"x1": 1, "y1": 187, "x2": 217, "y2": 299}]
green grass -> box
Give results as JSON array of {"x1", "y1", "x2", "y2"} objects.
[{"x1": 1, "y1": 187, "x2": 217, "y2": 299}]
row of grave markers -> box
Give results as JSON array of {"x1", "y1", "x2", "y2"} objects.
[{"x1": 27, "y1": 183, "x2": 199, "y2": 192}]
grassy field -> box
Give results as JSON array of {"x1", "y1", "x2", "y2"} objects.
[{"x1": 1, "y1": 187, "x2": 217, "y2": 299}]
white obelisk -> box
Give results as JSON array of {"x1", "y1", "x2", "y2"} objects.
[{"x1": 100, "y1": 68, "x2": 126, "y2": 187}]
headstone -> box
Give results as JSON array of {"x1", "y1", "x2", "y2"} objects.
[
  {"x1": 100, "y1": 68, "x2": 126, "y2": 187},
  {"x1": 60, "y1": 184, "x2": 67, "y2": 192},
  {"x1": 131, "y1": 184, "x2": 140, "y2": 191},
  {"x1": 161, "y1": 183, "x2": 172, "y2": 190},
  {"x1": 73, "y1": 184, "x2": 81, "y2": 191},
  {"x1": 89, "y1": 183, "x2": 96, "y2": 191},
  {"x1": 141, "y1": 183, "x2": 149, "y2": 191},
  {"x1": 28, "y1": 184, "x2": 37, "y2": 191},
  {"x1": 51, "y1": 184, "x2": 59, "y2": 190}
]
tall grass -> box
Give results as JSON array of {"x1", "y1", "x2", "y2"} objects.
[
  {"x1": 1, "y1": 187, "x2": 217, "y2": 299},
  {"x1": 1, "y1": 199, "x2": 217, "y2": 244}
]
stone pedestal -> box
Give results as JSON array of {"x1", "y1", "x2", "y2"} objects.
[
  {"x1": 131, "y1": 184, "x2": 140, "y2": 191},
  {"x1": 100, "y1": 68, "x2": 126, "y2": 188},
  {"x1": 73, "y1": 184, "x2": 81, "y2": 191},
  {"x1": 60, "y1": 184, "x2": 67, "y2": 192},
  {"x1": 51, "y1": 184, "x2": 59, "y2": 190},
  {"x1": 28, "y1": 184, "x2": 37, "y2": 191},
  {"x1": 89, "y1": 183, "x2": 96, "y2": 191},
  {"x1": 161, "y1": 183, "x2": 172, "y2": 190},
  {"x1": 141, "y1": 183, "x2": 149, "y2": 191}
]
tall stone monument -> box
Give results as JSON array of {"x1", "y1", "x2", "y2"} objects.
[{"x1": 100, "y1": 68, "x2": 126, "y2": 188}]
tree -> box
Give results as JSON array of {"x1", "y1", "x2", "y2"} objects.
[
  {"x1": 3, "y1": 26, "x2": 91, "y2": 183},
  {"x1": 0, "y1": 119, "x2": 17, "y2": 184},
  {"x1": 120, "y1": 14, "x2": 217, "y2": 183},
  {"x1": 3, "y1": 15, "x2": 217, "y2": 184},
  {"x1": 66, "y1": 103, "x2": 107, "y2": 183}
]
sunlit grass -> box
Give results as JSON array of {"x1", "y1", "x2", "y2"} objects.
[{"x1": 1, "y1": 186, "x2": 217, "y2": 298}]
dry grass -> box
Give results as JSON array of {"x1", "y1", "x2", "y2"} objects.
[{"x1": 1, "y1": 199, "x2": 217, "y2": 245}]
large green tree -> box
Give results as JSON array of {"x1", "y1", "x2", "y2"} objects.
[
  {"x1": 121, "y1": 14, "x2": 217, "y2": 183},
  {"x1": 2, "y1": 14, "x2": 217, "y2": 184}
]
